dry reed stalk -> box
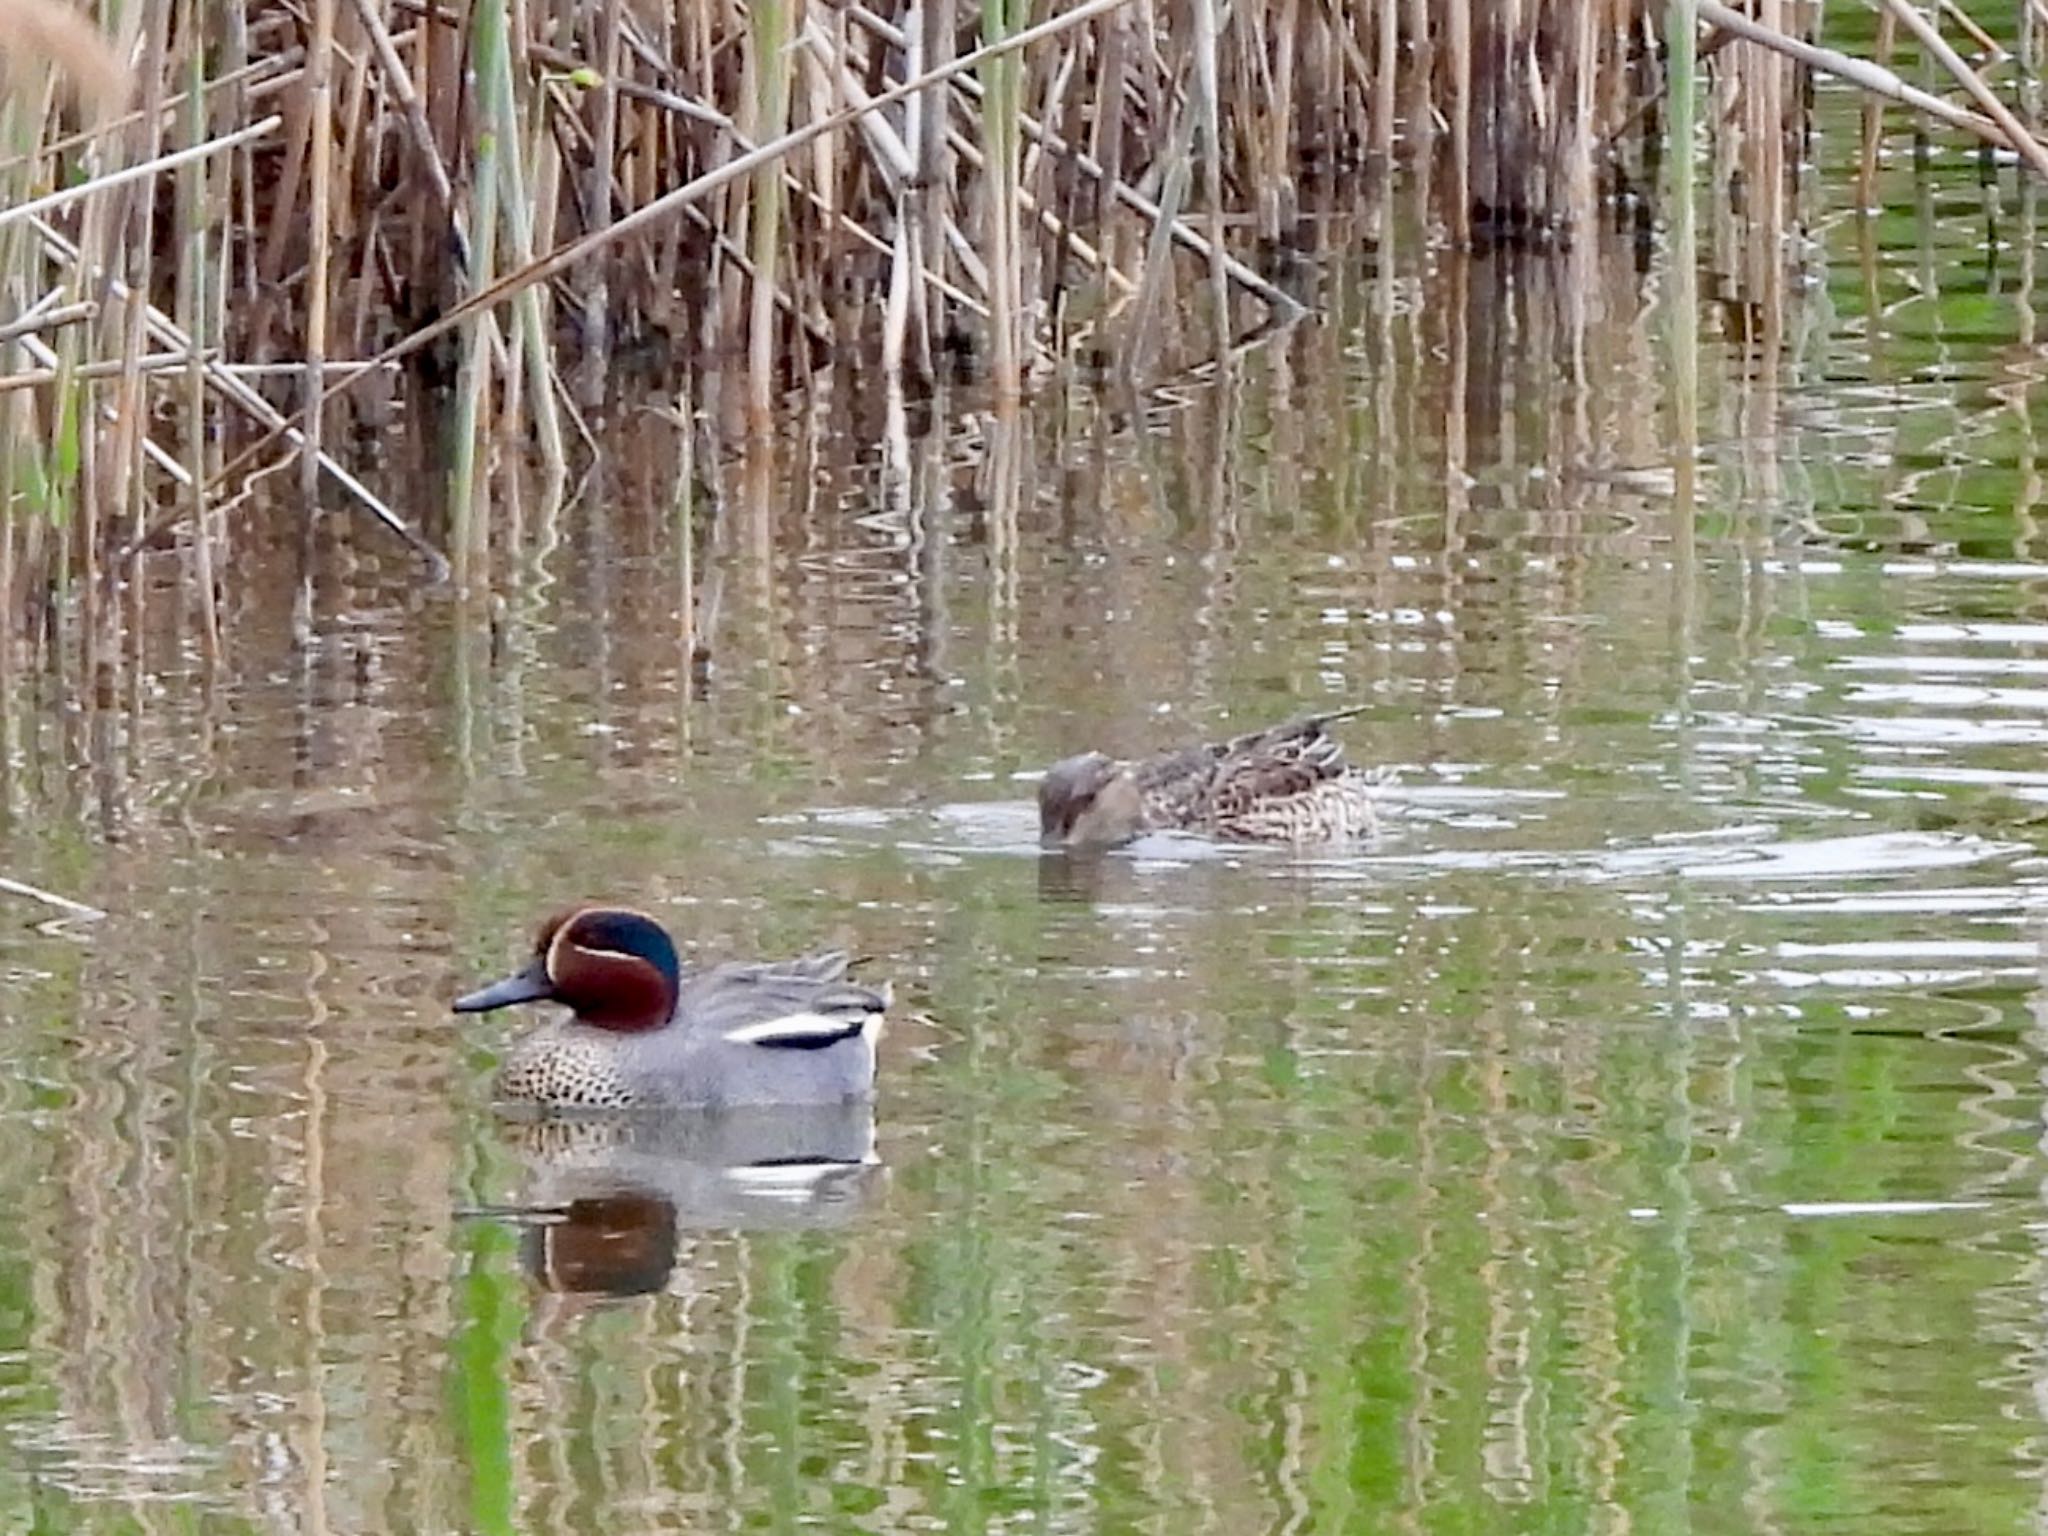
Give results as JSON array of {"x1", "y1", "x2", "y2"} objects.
[
  {"x1": 0, "y1": 356, "x2": 407, "y2": 390},
  {"x1": 979, "y1": 0, "x2": 1027, "y2": 400},
  {"x1": 100, "y1": 0, "x2": 171, "y2": 562},
  {"x1": 1191, "y1": 0, "x2": 1227, "y2": 348},
  {"x1": 580, "y1": 0, "x2": 623, "y2": 407},
  {"x1": 920, "y1": 0, "x2": 956, "y2": 370},
  {"x1": 1859, "y1": 7, "x2": 1897, "y2": 205},
  {"x1": 882, "y1": 0, "x2": 924, "y2": 381},
  {"x1": 939, "y1": 121, "x2": 1134, "y2": 303},
  {"x1": 2022, "y1": 0, "x2": 2038, "y2": 127},
  {"x1": 1694, "y1": 2, "x2": 2006, "y2": 150},
  {"x1": 1449, "y1": 0, "x2": 1472, "y2": 245},
  {"x1": 0, "y1": 51, "x2": 294, "y2": 178},
  {"x1": 1403, "y1": 0, "x2": 1431, "y2": 175},
  {"x1": 1261, "y1": 0, "x2": 1297, "y2": 240},
  {"x1": 1937, "y1": 0, "x2": 2002, "y2": 61},
  {"x1": 1370, "y1": 0, "x2": 1394, "y2": 175},
  {"x1": 1878, "y1": 0, "x2": 2048, "y2": 181},
  {"x1": 0, "y1": 301, "x2": 94, "y2": 343},
  {"x1": 1668, "y1": 0, "x2": 1700, "y2": 511},
  {"x1": 480, "y1": 0, "x2": 564, "y2": 475},
  {"x1": 1759, "y1": 0, "x2": 1788, "y2": 362},
  {"x1": 1120, "y1": 44, "x2": 1199, "y2": 380},
  {"x1": 796, "y1": 13, "x2": 842, "y2": 358},
  {"x1": 30, "y1": 212, "x2": 445, "y2": 574},
  {"x1": 0, "y1": 117, "x2": 284, "y2": 234},
  {"x1": 745, "y1": 0, "x2": 793, "y2": 424},
  {"x1": 350, "y1": 0, "x2": 463, "y2": 249},
  {"x1": 303, "y1": 0, "x2": 338, "y2": 503},
  {"x1": 1020, "y1": 29, "x2": 1077, "y2": 356},
  {"x1": 206, "y1": 0, "x2": 1139, "y2": 479}
]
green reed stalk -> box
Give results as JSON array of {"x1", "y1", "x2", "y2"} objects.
[
  {"x1": 177, "y1": 0, "x2": 218, "y2": 657},
  {"x1": 479, "y1": 0, "x2": 563, "y2": 476}
]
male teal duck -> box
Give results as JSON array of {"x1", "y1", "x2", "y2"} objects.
[
  {"x1": 453, "y1": 907, "x2": 887, "y2": 1110},
  {"x1": 1038, "y1": 705, "x2": 1387, "y2": 849}
]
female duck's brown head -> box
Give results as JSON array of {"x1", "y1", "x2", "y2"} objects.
[
  {"x1": 453, "y1": 906, "x2": 681, "y2": 1032},
  {"x1": 1037, "y1": 752, "x2": 1147, "y2": 848}
]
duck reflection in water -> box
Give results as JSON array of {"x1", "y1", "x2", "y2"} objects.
[{"x1": 486, "y1": 1102, "x2": 882, "y2": 1297}]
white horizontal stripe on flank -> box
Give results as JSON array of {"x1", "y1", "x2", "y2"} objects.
[{"x1": 723, "y1": 1012, "x2": 875, "y2": 1046}]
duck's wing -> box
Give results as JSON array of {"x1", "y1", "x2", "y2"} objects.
[
  {"x1": 1138, "y1": 705, "x2": 1371, "y2": 823},
  {"x1": 698, "y1": 950, "x2": 853, "y2": 985},
  {"x1": 681, "y1": 961, "x2": 890, "y2": 1051},
  {"x1": 1129, "y1": 740, "x2": 1229, "y2": 822},
  {"x1": 1203, "y1": 753, "x2": 1348, "y2": 823}
]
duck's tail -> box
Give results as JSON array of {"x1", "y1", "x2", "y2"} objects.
[{"x1": 1302, "y1": 702, "x2": 1374, "y2": 729}]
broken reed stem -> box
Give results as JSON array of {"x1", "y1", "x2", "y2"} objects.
[{"x1": 0, "y1": 302, "x2": 95, "y2": 343}]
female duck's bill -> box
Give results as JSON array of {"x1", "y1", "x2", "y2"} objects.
[{"x1": 454, "y1": 907, "x2": 680, "y2": 1032}]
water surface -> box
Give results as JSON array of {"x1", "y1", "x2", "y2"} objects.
[{"x1": 4, "y1": 82, "x2": 2048, "y2": 1533}]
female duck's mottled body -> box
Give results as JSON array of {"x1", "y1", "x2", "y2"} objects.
[
  {"x1": 1039, "y1": 705, "x2": 1387, "y2": 848},
  {"x1": 454, "y1": 908, "x2": 886, "y2": 1111}
]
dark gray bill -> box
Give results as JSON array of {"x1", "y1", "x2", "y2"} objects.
[{"x1": 452, "y1": 958, "x2": 554, "y2": 1013}]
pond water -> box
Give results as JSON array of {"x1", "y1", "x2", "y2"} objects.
[{"x1": 5, "y1": 82, "x2": 2048, "y2": 1534}]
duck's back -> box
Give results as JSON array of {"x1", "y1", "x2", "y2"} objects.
[{"x1": 1137, "y1": 709, "x2": 1374, "y2": 838}]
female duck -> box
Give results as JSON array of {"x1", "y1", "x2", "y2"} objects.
[
  {"x1": 453, "y1": 907, "x2": 887, "y2": 1110},
  {"x1": 1039, "y1": 704, "x2": 1388, "y2": 849}
]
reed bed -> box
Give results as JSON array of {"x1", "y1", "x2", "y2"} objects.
[{"x1": 0, "y1": 0, "x2": 2044, "y2": 654}]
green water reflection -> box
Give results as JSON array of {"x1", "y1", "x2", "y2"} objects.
[{"x1": 3, "y1": 78, "x2": 2048, "y2": 1535}]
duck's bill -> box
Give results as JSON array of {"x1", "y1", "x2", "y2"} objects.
[{"x1": 453, "y1": 959, "x2": 554, "y2": 1013}]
